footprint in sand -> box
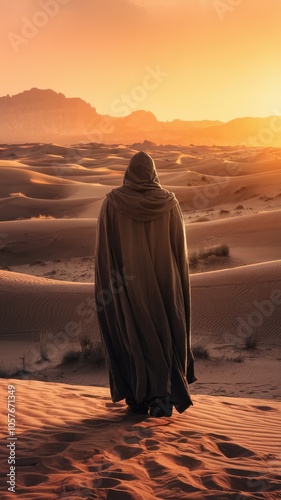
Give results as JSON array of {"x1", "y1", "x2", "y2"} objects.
[
  {"x1": 173, "y1": 454, "x2": 202, "y2": 471},
  {"x1": 252, "y1": 405, "x2": 275, "y2": 411},
  {"x1": 16, "y1": 457, "x2": 41, "y2": 467},
  {"x1": 93, "y1": 469, "x2": 137, "y2": 481},
  {"x1": 207, "y1": 433, "x2": 232, "y2": 442},
  {"x1": 217, "y1": 442, "x2": 256, "y2": 459},
  {"x1": 229, "y1": 474, "x2": 279, "y2": 492},
  {"x1": 22, "y1": 474, "x2": 48, "y2": 487},
  {"x1": 52, "y1": 432, "x2": 84, "y2": 442},
  {"x1": 142, "y1": 458, "x2": 169, "y2": 479},
  {"x1": 113, "y1": 445, "x2": 143, "y2": 460},
  {"x1": 43, "y1": 455, "x2": 80, "y2": 471},
  {"x1": 143, "y1": 438, "x2": 160, "y2": 450},
  {"x1": 107, "y1": 489, "x2": 145, "y2": 500},
  {"x1": 37, "y1": 441, "x2": 70, "y2": 455},
  {"x1": 93, "y1": 477, "x2": 121, "y2": 488}
]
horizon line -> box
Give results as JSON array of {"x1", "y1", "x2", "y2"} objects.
[{"x1": 1, "y1": 87, "x2": 279, "y2": 125}]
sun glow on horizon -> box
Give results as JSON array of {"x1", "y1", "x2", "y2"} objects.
[{"x1": 1, "y1": 0, "x2": 281, "y2": 122}]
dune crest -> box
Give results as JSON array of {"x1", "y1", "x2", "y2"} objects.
[{"x1": 0, "y1": 142, "x2": 281, "y2": 499}]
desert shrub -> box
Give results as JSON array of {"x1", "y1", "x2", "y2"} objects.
[
  {"x1": 189, "y1": 251, "x2": 199, "y2": 267},
  {"x1": 199, "y1": 243, "x2": 229, "y2": 259},
  {"x1": 39, "y1": 331, "x2": 53, "y2": 361},
  {"x1": 62, "y1": 350, "x2": 81, "y2": 364},
  {"x1": 0, "y1": 365, "x2": 19, "y2": 379},
  {"x1": 79, "y1": 330, "x2": 105, "y2": 364},
  {"x1": 189, "y1": 243, "x2": 229, "y2": 267},
  {"x1": 30, "y1": 214, "x2": 54, "y2": 219},
  {"x1": 194, "y1": 216, "x2": 210, "y2": 223},
  {"x1": 245, "y1": 334, "x2": 258, "y2": 350},
  {"x1": 193, "y1": 345, "x2": 210, "y2": 360},
  {"x1": 232, "y1": 355, "x2": 244, "y2": 363},
  {"x1": 9, "y1": 192, "x2": 27, "y2": 197}
]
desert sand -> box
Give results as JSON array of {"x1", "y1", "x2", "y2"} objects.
[{"x1": 0, "y1": 143, "x2": 281, "y2": 498}]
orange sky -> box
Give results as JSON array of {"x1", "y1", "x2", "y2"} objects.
[{"x1": 1, "y1": 0, "x2": 281, "y2": 122}]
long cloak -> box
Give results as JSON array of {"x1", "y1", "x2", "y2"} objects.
[{"x1": 95, "y1": 152, "x2": 196, "y2": 413}]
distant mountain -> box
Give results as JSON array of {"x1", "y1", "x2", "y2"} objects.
[{"x1": 0, "y1": 88, "x2": 280, "y2": 147}]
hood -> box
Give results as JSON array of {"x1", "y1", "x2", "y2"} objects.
[
  {"x1": 123, "y1": 150, "x2": 161, "y2": 191},
  {"x1": 106, "y1": 151, "x2": 178, "y2": 221}
]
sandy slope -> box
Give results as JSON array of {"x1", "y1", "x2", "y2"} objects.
[
  {"x1": 191, "y1": 260, "x2": 281, "y2": 346},
  {"x1": 0, "y1": 219, "x2": 97, "y2": 265},
  {"x1": 0, "y1": 208, "x2": 280, "y2": 267},
  {"x1": 1, "y1": 143, "x2": 281, "y2": 499},
  {"x1": 187, "y1": 209, "x2": 281, "y2": 266},
  {"x1": 0, "y1": 380, "x2": 280, "y2": 499},
  {"x1": 1, "y1": 260, "x2": 280, "y2": 382},
  {"x1": 1, "y1": 144, "x2": 281, "y2": 221},
  {"x1": 0, "y1": 270, "x2": 98, "y2": 370}
]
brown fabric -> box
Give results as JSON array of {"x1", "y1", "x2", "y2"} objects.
[{"x1": 95, "y1": 152, "x2": 196, "y2": 413}]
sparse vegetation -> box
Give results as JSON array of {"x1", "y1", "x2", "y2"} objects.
[
  {"x1": 9, "y1": 192, "x2": 27, "y2": 197},
  {"x1": 0, "y1": 365, "x2": 19, "y2": 379},
  {"x1": 80, "y1": 335, "x2": 105, "y2": 364},
  {"x1": 245, "y1": 334, "x2": 258, "y2": 350},
  {"x1": 62, "y1": 349, "x2": 81, "y2": 364},
  {"x1": 236, "y1": 205, "x2": 244, "y2": 210},
  {"x1": 30, "y1": 214, "x2": 55, "y2": 219},
  {"x1": 232, "y1": 355, "x2": 244, "y2": 363},
  {"x1": 191, "y1": 216, "x2": 210, "y2": 223},
  {"x1": 220, "y1": 209, "x2": 230, "y2": 215},
  {"x1": 193, "y1": 345, "x2": 210, "y2": 360},
  {"x1": 234, "y1": 186, "x2": 246, "y2": 195},
  {"x1": 189, "y1": 243, "x2": 229, "y2": 268},
  {"x1": 39, "y1": 331, "x2": 53, "y2": 361}
]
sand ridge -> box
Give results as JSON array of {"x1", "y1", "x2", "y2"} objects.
[{"x1": 1, "y1": 143, "x2": 281, "y2": 499}]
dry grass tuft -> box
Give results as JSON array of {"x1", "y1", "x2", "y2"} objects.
[
  {"x1": 9, "y1": 192, "x2": 27, "y2": 197},
  {"x1": 193, "y1": 345, "x2": 210, "y2": 360},
  {"x1": 189, "y1": 243, "x2": 229, "y2": 268}
]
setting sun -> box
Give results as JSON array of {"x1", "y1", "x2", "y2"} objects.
[{"x1": 1, "y1": 0, "x2": 281, "y2": 121}]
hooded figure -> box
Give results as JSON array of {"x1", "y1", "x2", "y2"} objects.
[{"x1": 95, "y1": 151, "x2": 196, "y2": 417}]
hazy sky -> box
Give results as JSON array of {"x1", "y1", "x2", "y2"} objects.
[{"x1": 1, "y1": 0, "x2": 281, "y2": 121}]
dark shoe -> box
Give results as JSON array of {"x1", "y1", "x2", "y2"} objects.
[
  {"x1": 126, "y1": 399, "x2": 149, "y2": 415},
  {"x1": 149, "y1": 397, "x2": 173, "y2": 418}
]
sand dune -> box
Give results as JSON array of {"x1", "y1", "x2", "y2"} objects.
[
  {"x1": 0, "y1": 219, "x2": 97, "y2": 265},
  {"x1": 1, "y1": 144, "x2": 281, "y2": 221},
  {"x1": 0, "y1": 195, "x2": 104, "y2": 221},
  {"x1": 0, "y1": 270, "x2": 97, "y2": 370},
  {"x1": 1, "y1": 260, "x2": 280, "y2": 372},
  {"x1": 1, "y1": 207, "x2": 280, "y2": 268},
  {"x1": 188, "y1": 209, "x2": 281, "y2": 266},
  {"x1": 191, "y1": 259, "x2": 281, "y2": 346},
  {"x1": 1, "y1": 143, "x2": 281, "y2": 499},
  {"x1": 0, "y1": 380, "x2": 280, "y2": 499},
  {"x1": 172, "y1": 170, "x2": 281, "y2": 210}
]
